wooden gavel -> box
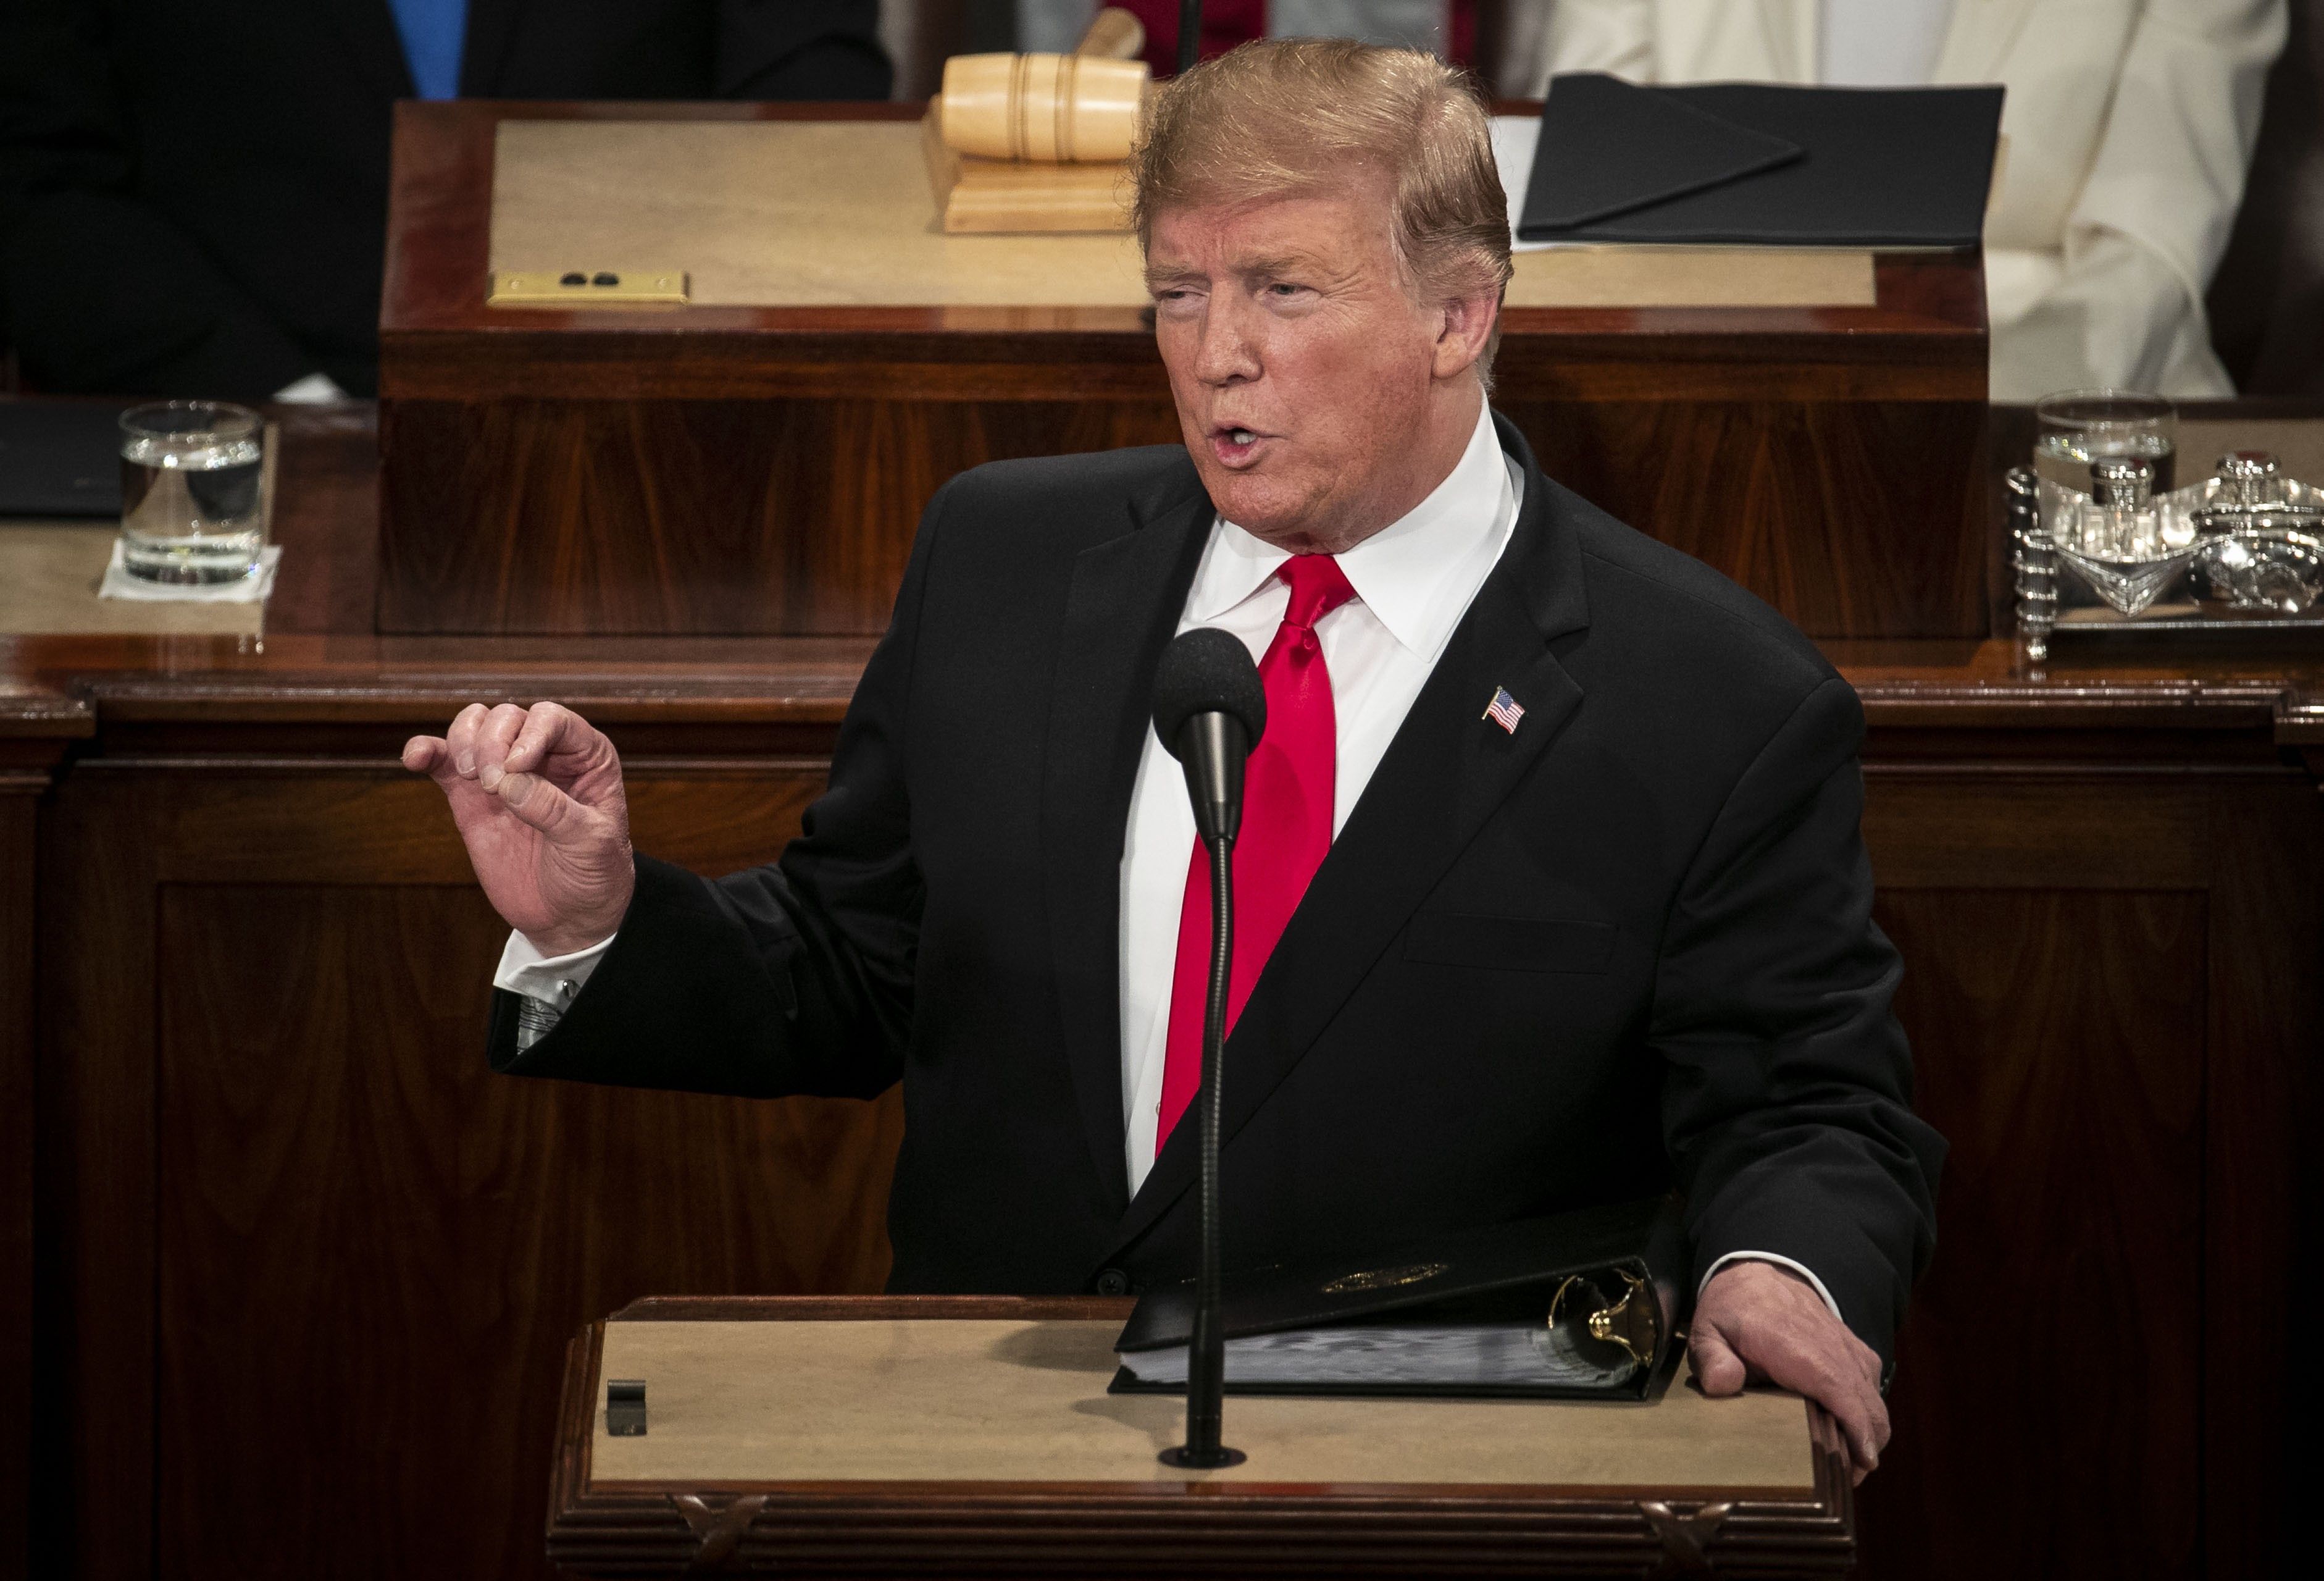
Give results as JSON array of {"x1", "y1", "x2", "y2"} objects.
[{"x1": 939, "y1": 7, "x2": 1152, "y2": 166}]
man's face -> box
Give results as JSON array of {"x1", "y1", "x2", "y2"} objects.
[{"x1": 1147, "y1": 179, "x2": 1476, "y2": 554}]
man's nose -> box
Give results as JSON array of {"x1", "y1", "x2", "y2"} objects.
[{"x1": 1192, "y1": 300, "x2": 1261, "y2": 386}]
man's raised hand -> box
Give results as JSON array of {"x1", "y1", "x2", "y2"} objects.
[
  {"x1": 403, "y1": 701, "x2": 635, "y2": 955},
  {"x1": 1691, "y1": 1259, "x2": 1890, "y2": 1485}
]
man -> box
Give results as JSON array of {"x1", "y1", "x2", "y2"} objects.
[
  {"x1": 0, "y1": 1, "x2": 888, "y2": 400},
  {"x1": 405, "y1": 40, "x2": 1941, "y2": 1482}
]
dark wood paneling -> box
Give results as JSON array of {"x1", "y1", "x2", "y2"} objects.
[
  {"x1": 38, "y1": 759, "x2": 900, "y2": 1581},
  {"x1": 152, "y1": 884, "x2": 898, "y2": 1580},
  {"x1": 2194, "y1": 776, "x2": 2318, "y2": 1581},
  {"x1": 1513, "y1": 398, "x2": 1988, "y2": 638},
  {"x1": 0, "y1": 783, "x2": 38, "y2": 1581},
  {"x1": 1859, "y1": 889, "x2": 2207, "y2": 1581},
  {"x1": 380, "y1": 393, "x2": 1984, "y2": 640},
  {"x1": 377, "y1": 398, "x2": 1182, "y2": 634},
  {"x1": 375, "y1": 101, "x2": 1988, "y2": 640},
  {"x1": 19, "y1": 405, "x2": 2324, "y2": 1581}
]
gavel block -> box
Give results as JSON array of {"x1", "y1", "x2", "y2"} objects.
[{"x1": 924, "y1": 51, "x2": 1148, "y2": 234}]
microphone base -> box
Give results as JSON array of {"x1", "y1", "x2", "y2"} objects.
[{"x1": 1158, "y1": 1445, "x2": 1248, "y2": 1470}]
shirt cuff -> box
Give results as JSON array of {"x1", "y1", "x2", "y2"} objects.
[
  {"x1": 1697, "y1": 1251, "x2": 1844, "y2": 1323},
  {"x1": 493, "y1": 928, "x2": 616, "y2": 1005}
]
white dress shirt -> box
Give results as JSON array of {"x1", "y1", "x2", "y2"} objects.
[
  {"x1": 493, "y1": 398, "x2": 1837, "y2": 1319},
  {"x1": 1115, "y1": 397, "x2": 1517, "y2": 1191}
]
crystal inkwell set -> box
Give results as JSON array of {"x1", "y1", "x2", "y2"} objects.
[{"x1": 2012, "y1": 391, "x2": 2324, "y2": 660}]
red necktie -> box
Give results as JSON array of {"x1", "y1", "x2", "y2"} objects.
[{"x1": 1156, "y1": 555, "x2": 1357, "y2": 1153}]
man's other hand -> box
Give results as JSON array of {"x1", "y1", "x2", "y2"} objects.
[
  {"x1": 1691, "y1": 1260, "x2": 1889, "y2": 1485},
  {"x1": 402, "y1": 702, "x2": 635, "y2": 955}
]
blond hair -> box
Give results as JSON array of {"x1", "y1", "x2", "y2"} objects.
[{"x1": 1131, "y1": 38, "x2": 1512, "y2": 371}]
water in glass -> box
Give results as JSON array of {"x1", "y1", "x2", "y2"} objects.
[{"x1": 118, "y1": 401, "x2": 264, "y2": 583}]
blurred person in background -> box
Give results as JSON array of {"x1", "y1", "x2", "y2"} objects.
[
  {"x1": 0, "y1": 1, "x2": 890, "y2": 403},
  {"x1": 1498, "y1": 0, "x2": 2288, "y2": 400},
  {"x1": 1018, "y1": 2, "x2": 1483, "y2": 73}
]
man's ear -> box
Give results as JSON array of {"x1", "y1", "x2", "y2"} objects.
[{"x1": 1431, "y1": 288, "x2": 1500, "y2": 380}]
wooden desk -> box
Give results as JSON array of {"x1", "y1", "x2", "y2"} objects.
[
  {"x1": 6, "y1": 405, "x2": 2315, "y2": 1581},
  {"x1": 544, "y1": 1295, "x2": 1850, "y2": 1576},
  {"x1": 378, "y1": 101, "x2": 1986, "y2": 641}
]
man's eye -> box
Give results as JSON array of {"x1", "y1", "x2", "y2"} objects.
[{"x1": 1268, "y1": 283, "x2": 1302, "y2": 296}]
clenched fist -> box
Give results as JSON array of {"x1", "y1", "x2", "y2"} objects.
[{"x1": 403, "y1": 701, "x2": 635, "y2": 955}]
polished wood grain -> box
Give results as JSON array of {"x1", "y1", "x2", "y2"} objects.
[
  {"x1": 12, "y1": 407, "x2": 2324, "y2": 1581},
  {"x1": 1515, "y1": 396, "x2": 1989, "y2": 637},
  {"x1": 0, "y1": 736, "x2": 66, "y2": 1581},
  {"x1": 151, "y1": 884, "x2": 900, "y2": 1579},
  {"x1": 0, "y1": 680, "x2": 80, "y2": 1581},
  {"x1": 377, "y1": 397, "x2": 1181, "y2": 635},
  {"x1": 36, "y1": 760, "x2": 898, "y2": 1581},
  {"x1": 541, "y1": 1300, "x2": 1857, "y2": 1579},
  {"x1": 1863, "y1": 890, "x2": 2205, "y2": 1580},
  {"x1": 375, "y1": 102, "x2": 1988, "y2": 639}
]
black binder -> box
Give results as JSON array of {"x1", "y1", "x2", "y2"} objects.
[
  {"x1": 1110, "y1": 1196, "x2": 1686, "y2": 1401},
  {"x1": 0, "y1": 400, "x2": 128, "y2": 518},
  {"x1": 1517, "y1": 73, "x2": 2005, "y2": 248}
]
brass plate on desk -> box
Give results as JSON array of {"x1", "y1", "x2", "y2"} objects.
[{"x1": 488, "y1": 269, "x2": 689, "y2": 307}]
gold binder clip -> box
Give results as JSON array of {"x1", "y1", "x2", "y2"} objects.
[{"x1": 1549, "y1": 1268, "x2": 1660, "y2": 1368}]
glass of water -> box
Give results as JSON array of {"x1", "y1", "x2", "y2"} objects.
[
  {"x1": 2035, "y1": 390, "x2": 2178, "y2": 493},
  {"x1": 117, "y1": 401, "x2": 265, "y2": 584}
]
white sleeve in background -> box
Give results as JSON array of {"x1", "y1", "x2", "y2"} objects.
[
  {"x1": 1698, "y1": 1251, "x2": 1844, "y2": 1323},
  {"x1": 1503, "y1": 0, "x2": 1655, "y2": 96},
  {"x1": 1998, "y1": 0, "x2": 2286, "y2": 398},
  {"x1": 1990, "y1": 232, "x2": 2235, "y2": 399},
  {"x1": 493, "y1": 928, "x2": 616, "y2": 1006}
]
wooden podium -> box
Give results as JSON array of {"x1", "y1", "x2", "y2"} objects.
[
  {"x1": 545, "y1": 1296, "x2": 1854, "y2": 1577},
  {"x1": 378, "y1": 101, "x2": 1988, "y2": 642}
]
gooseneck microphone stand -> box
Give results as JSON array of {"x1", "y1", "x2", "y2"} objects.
[
  {"x1": 1160, "y1": 828, "x2": 1244, "y2": 1468},
  {"x1": 1177, "y1": 0, "x2": 1203, "y2": 74},
  {"x1": 1150, "y1": 629, "x2": 1260, "y2": 1470}
]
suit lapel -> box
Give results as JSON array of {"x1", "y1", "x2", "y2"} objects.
[
  {"x1": 459, "y1": 0, "x2": 535, "y2": 95},
  {"x1": 1043, "y1": 464, "x2": 1215, "y2": 1223},
  {"x1": 1105, "y1": 418, "x2": 1592, "y2": 1260}
]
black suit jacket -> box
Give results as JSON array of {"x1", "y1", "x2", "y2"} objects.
[
  {"x1": 493, "y1": 417, "x2": 1946, "y2": 1364},
  {"x1": 0, "y1": 0, "x2": 887, "y2": 398}
]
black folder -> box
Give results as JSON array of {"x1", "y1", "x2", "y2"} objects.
[
  {"x1": 0, "y1": 401, "x2": 128, "y2": 518},
  {"x1": 1110, "y1": 1196, "x2": 1686, "y2": 1401},
  {"x1": 1518, "y1": 73, "x2": 2004, "y2": 248}
]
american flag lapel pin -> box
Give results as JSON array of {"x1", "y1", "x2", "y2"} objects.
[{"x1": 1483, "y1": 686, "x2": 1525, "y2": 734}]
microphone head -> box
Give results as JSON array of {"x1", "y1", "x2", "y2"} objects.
[{"x1": 1152, "y1": 627, "x2": 1266, "y2": 762}]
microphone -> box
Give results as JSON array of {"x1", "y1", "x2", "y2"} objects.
[
  {"x1": 1176, "y1": 1, "x2": 1203, "y2": 75},
  {"x1": 1150, "y1": 627, "x2": 1263, "y2": 1470},
  {"x1": 1152, "y1": 626, "x2": 1266, "y2": 845}
]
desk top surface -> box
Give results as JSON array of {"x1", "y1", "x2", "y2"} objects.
[
  {"x1": 587, "y1": 1315, "x2": 1814, "y2": 1492},
  {"x1": 382, "y1": 101, "x2": 1976, "y2": 353},
  {"x1": 486, "y1": 118, "x2": 1876, "y2": 316}
]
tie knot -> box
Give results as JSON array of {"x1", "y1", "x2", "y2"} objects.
[{"x1": 1279, "y1": 554, "x2": 1356, "y2": 631}]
